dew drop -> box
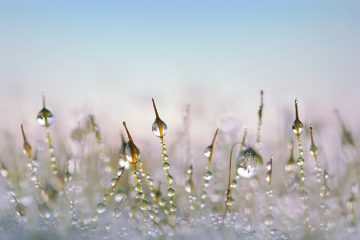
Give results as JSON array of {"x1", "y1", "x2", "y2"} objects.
[
  {"x1": 285, "y1": 160, "x2": 295, "y2": 173},
  {"x1": 38, "y1": 203, "x2": 51, "y2": 219},
  {"x1": 204, "y1": 170, "x2": 213, "y2": 181},
  {"x1": 167, "y1": 174, "x2": 173, "y2": 184},
  {"x1": 37, "y1": 108, "x2": 54, "y2": 127},
  {"x1": 230, "y1": 179, "x2": 237, "y2": 189},
  {"x1": 169, "y1": 204, "x2": 176, "y2": 212},
  {"x1": 96, "y1": 203, "x2": 106, "y2": 214},
  {"x1": 162, "y1": 162, "x2": 170, "y2": 171},
  {"x1": 152, "y1": 118, "x2": 168, "y2": 138},
  {"x1": 167, "y1": 187, "x2": 175, "y2": 197},
  {"x1": 310, "y1": 144, "x2": 318, "y2": 157},
  {"x1": 114, "y1": 190, "x2": 124, "y2": 202},
  {"x1": 111, "y1": 178, "x2": 117, "y2": 187},
  {"x1": 16, "y1": 203, "x2": 26, "y2": 217},
  {"x1": 292, "y1": 100, "x2": 303, "y2": 137},
  {"x1": 292, "y1": 119, "x2": 304, "y2": 137},
  {"x1": 119, "y1": 159, "x2": 130, "y2": 169},
  {"x1": 185, "y1": 180, "x2": 194, "y2": 194},
  {"x1": 226, "y1": 196, "x2": 234, "y2": 206},
  {"x1": 23, "y1": 142, "x2": 32, "y2": 159},
  {"x1": 265, "y1": 173, "x2": 271, "y2": 183},
  {"x1": 113, "y1": 207, "x2": 121, "y2": 218},
  {"x1": 140, "y1": 199, "x2": 148, "y2": 211},
  {"x1": 204, "y1": 145, "x2": 212, "y2": 158},
  {"x1": 237, "y1": 165, "x2": 256, "y2": 178},
  {"x1": 0, "y1": 166, "x2": 9, "y2": 178},
  {"x1": 116, "y1": 167, "x2": 125, "y2": 177},
  {"x1": 236, "y1": 147, "x2": 262, "y2": 178},
  {"x1": 125, "y1": 142, "x2": 140, "y2": 164},
  {"x1": 297, "y1": 156, "x2": 304, "y2": 166}
]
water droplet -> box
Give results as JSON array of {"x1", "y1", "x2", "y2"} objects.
[
  {"x1": 140, "y1": 199, "x2": 148, "y2": 211},
  {"x1": 204, "y1": 170, "x2": 213, "y2": 181},
  {"x1": 135, "y1": 183, "x2": 143, "y2": 193},
  {"x1": 111, "y1": 178, "x2": 117, "y2": 187},
  {"x1": 226, "y1": 196, "x2": 234, "y2": 206},
  {"x1": 38, "y1": 203, "x2": 51, "y2": 219},
  {"x1": 23, "y1": 142, "x2": 32, "y2": 159},
  {"x1": 237, "y1": 165, "x2": 256, "y2": 178},
  {"x1": 0, "y1": 166, "x2": 9, "y2": 178},
  {"x1": 162, "y1": 162, "x2": 170, "y2": 171},
  {"x1": 167, "y1": 174, "x2": 173, "y2": 184},
  {"x1": 236, "y1": 148, "x2": 261, "y2": 178},
  {"x1": 152, "y1": 118, "x2": 167, "y2": 138},
  {"x1": 167, "y1": 187, "x2": 175, "y2": 197},
  {"x1": 292, "y1": 100, "x2": 303, "y2": 137},
  {"x1": 310, "y1": 144, "x2": 318, "y2": 157},
  {"x1": 285, "y1": 159, "x2": 295, "y2": 173},
  {"x1": 96, "y1": 203, "x2": 106, "y2": 214},
  {"x1": 114, "y1": 191, "x2": 124, "y2": 202},
  {"x1": 204, "y1": 145, "x2": 212, "y2": 158},
  {"x1": 16, "y1": 203, "x2": 26, "y2": 217},
  {"x1": 159, "y1": 198, "x2": 166, "y2": 207},
  {"x1": 119, "y1": 159, "x2": 130, "y2": 170},
  {"x1": 265, "y1": 172, "x2": 271, "y2": 183},
  {"x1": 169, "y1": 204, "x2": 176, "y2": 212},
  {"x1": 230, "y1": 179, "x2": 237, "y2": 189},
  {"x1": 113, "y1": 207, "x2": 121, "y2": 217},
  {"x1": 37, "y1": 108, "x2": 54, "y2": 127},
  {"x1": 292, "y1": 119, "x2": 304, "y2": 137},
  {"x1": 116, "y1": 167, "x2": 125, "y2": 177},
  {"x1": 125, "y1": 142, "x2": 140, "y2": 164},
  {"x1": 297, "y1": 156, "x2": 304, "y2": 166},
  {"x1": 185, "y1": 180, "x2": 194, "y2": 194}
]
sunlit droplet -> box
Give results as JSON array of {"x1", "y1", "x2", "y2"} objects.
[
  {"x1": 37, "y1": 108, "x2": 54, "y2": 127},
  {"x1": 226, "y1": 196, "x2": 234, "y2": 206},
  {"x1": 125, "y1": 142, "x2": 140, "y2": 164},
  {"x1": 151, "y1": 98, "x2": 168, "y2": 138},
  {"x1": 204, "y1": 170, "x2": 213, "y2": 181},
  {"x1": 236, "y1": 147, "x2": 262, "y2": 178},
  {"x1": 96, "y1": 203, "x2": 106, "y2": 214},
  {"x1": 140, "y1": 199, "x2": 149, "y2": 211},
  {"x1": 114, "y1": 190, "x2": 124, "y2": 202},
  {"x1": 204, "y1": 145, "x2": 212, "y2": 158},
  {"x1": 292, "y1": 99, "x2": 303, "y2": 137},
  {"x1": 297, "y1": 156, "x2": 304, "y2": 166},
  {"x1": 152, "y1": 118, "x2": 168, "y2": 138},
  {"x1": 185, "y1": 179, "x2": 194, "y2": 194},
  {"x1": 38, "y1": 203, "x2": 51, "y2": 219},
  {"x1": 16, "y1": 203, "x2": 26, "y2": 217},
  {"x1": 162, "y1": 162, "x2": 170, "y2": 171},
  {"x1": 167, "y1": 187, "x2": 175, "y2": 197},
  {"x1": 113, "y1": 207, "x2": 121, "y2": 218}
]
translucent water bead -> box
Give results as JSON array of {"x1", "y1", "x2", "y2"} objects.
[
  {"x1": 21, "y1": 125, "x2": 32, "y2": 158},
  {"x1": 37, "y1": 108, "x2": 54, "y2": 127},
  {"x1": 37, "y1": 94, "x2": 54, "y2": 127},
  {"x1": 151, "y1": 98, "x2": 168, "y2": 138},
  {"x1": 237, "y1": 147, "x2": 263, "y2": 178},
  {"x1": 152, "y1": 118, "x2": 168, "y2": 138},
  {"x1": 204, "y1": 145, "x2": 212, "y2": 158},
  {"x1": 123, "y1": 122, "x2": 140, "y2": 164},
  {"x1": 292, "y1": 99, "x2": 303, "y2": 137},
  {"x1": 96, "y1": 203, "x2": 106, "y2": 214},
  {"x1": 125, "y1": 142, "x2": 140, "y2": 164}
]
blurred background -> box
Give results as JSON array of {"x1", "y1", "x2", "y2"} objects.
[{"x1": 0, "y1": 0, "x2": 359, "y2": 151}]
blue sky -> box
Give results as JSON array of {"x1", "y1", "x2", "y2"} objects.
[{"x1": 0, "y1": 1, "x2": 359, "y2": 141}]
